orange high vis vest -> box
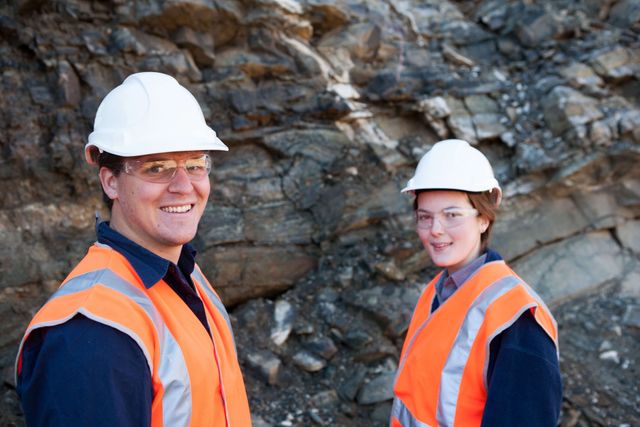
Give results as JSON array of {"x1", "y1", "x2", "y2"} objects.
[
  {"x1": 391, "y1": 261, "x2": 558, "y2": 427},
  {"x1": 16, "y1": 243, "x2": 251, "y2": 427}
]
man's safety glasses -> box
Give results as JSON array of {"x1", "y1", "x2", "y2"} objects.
[
  {"x1": 415, "y1": 207, "x2": 479, "y2": 229},
  {"x1": 123, "y1": 154, "x2": 211, "y2": 183}
]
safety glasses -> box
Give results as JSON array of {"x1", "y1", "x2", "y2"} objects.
[
  {"x1": 415, "y1": 207, "x2": 479, "y2": 229},
  {"x1": 123, "y1": 154, "x2": 211, "y2": 183}
]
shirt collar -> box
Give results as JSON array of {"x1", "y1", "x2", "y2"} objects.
[
  {"x1": 96, "y1": 221, "x2": 196, "y2": 289},
  {"x1": 447, "y1": 252, "x2": 488, "y2": 289}
]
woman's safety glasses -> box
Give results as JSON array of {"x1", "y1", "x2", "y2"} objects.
[
  {"x1": 415, "y1": 207, "x2": 479, "y2": 229},
  {"x1": 123, "y1": 154, "x2": 211, "y2": 183}
]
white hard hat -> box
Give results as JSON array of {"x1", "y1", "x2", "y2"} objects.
[
  {"x1": 402, "y1": 139, "x2": 502, "y2": 203},
  {"x1": 85, "y1": 72, "x2": 227, "y2": 164}
]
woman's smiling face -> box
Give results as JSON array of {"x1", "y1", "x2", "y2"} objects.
[{"x1": 415, "y1": 190, "x2": 489, "y2": 273}]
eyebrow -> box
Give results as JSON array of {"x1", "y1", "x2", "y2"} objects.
[{"x1": 416, "y1": 206, "x2": 468, "y2": 213}]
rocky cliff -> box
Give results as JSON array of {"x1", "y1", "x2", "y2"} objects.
[{"x1": 1, "y1": 0, "x2": 639, "y2": 425}]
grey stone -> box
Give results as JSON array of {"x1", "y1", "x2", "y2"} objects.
[
  {"x1": 173, "y1": 26, "x2": 216, "y2": 66},
  {"x1": 262, "y1": 128, "x2": 350, "y2": 165},
  {"x1": 442, "y1": 43, "x2": 475, "y2": 67},
  {"x1": 200, "y1": 245, "x2": 317, "y2": 305},
  {"x1": 590, "y1": 46, "x2": 640, "y2": 81},
  {"x1": 246, "y1": 349, "x2": 282, "y2": 385},
  {"x1": 318, "y1": 23, "x2": 381, "y2": 61},
  {"x1": 616, "y1": 220, "x2": 640, "y2": 254},
  {"x1": 292, "y1": 350, "x2": 326, "y2": 372},
  {"x1": 309, "y1": 389, "x2": 339, "y2": 408},
  {"x1": 305, "y1": 336, "x2": 338, "y2": 360},
  {"x1": 282, "y1": 157, "x2": 324, "y2": 210},
  {"x1": 270, "y1": 299, "x2": 295, "y2": 346},
  {"x1": 336, "y1": 182, "x2": 407, "y2": 234},
  {"x1": 599, "y1": 350, "x2": 620, "y2": 364},
  {"x1": 251, "y1": 414, "x2": 273, "y2": 427},
  {"x1": 197, "y1": 205, "x2": 244, "y2": 247},
  {"x1": 418, "y1": 96, "x2": 451, "y2": 118},
  {"x1": 560, "y1": 62, "x2": 604, "y2": 89},
  {"x1": 473, "y1": 113, "x2": 507, "y2": 141},
  {"x1": 373, "y1": 259, "x2": 405, "y2": 282},
  {"x1": 493, "y1": 196, "x2": 588, "y2": 261},
  {"x1": 623, "y1": 305, "x2": 640, "y2": 329},
  {"x1": 244, "y1": 201, "x2": 314, "y2": 245},
  {"x1": 589, "y1": 120, "x2": 613, "y2": 147},
  {"x1": 118, "y1": 0, "x2": 241, "y2": 46},
  {"x1": 343, "y1": 284, "x2": 423, "y2": 338},
  {"x1": 514, "y1": 8, "x2": 561, "y2": 47},
  {"x1": 542, "y1": 86, "x2": 603, "y2": 136},
  {"x1": 609, "y1": 0, "x2": 640, "y2": 28},
  {"x1": 447, "y1": 113, "x2": 476, "y2": 144},
  {"x1": 57, "y1": 61, "x2": 81, "y2": 107},
  {"x1": 620, "y1": 264, "x2": 640, "y2": 298},
  {"x1": 343, "y1": 329, "x2": 373, "y2": 350},
  {"x1": 357, "y1": 372, "x2": 395, "y2": 405},
  {"x1": 476, "y1": 0, "x2": 509, "y2": 31},
  {"x1": 512, "y1": 231, "x2": 626, "y2": 305},
  {"x1": 337, "y1": 364, "x2": 367, "y2": 401},
  {"x1": 353, "y1": 338, "x2": 397, "y2": 363}
]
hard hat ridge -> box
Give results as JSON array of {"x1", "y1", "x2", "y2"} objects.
[
  {"x1": 402, "y1": 139, "x2": 502, "y2": 205},
  {"x1": 85, "y1": 72, "x2": 228, "y2": 164}
]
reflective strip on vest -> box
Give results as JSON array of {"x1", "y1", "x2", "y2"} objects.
[
  {"x1": 25, "y1": 269, "x2": 192, "y2": 426},
  {"x1": 191, "y1": 267, "x2": 236, "y2": 352},
  {"x1": 436, "y1": 275, "x2": 520, "y2": 427},
  {"x1": 391, "y1": 397, "x2": 433, "y2": 427},
  {"x1": 190, "y1": 266, "x2": 234, "y2": 426}
]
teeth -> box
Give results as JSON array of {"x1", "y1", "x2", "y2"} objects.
[{"x1": 161, "y1": 205, "x2": 192, "y2": 213}]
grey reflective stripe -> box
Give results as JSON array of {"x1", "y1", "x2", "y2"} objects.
[
  {"x1": 191, "y1": 266, "x2": 237, "y2": 352},
  {"x1": 191, "y1": 266, "x2": 233, "y2": 426},
  {"x1": 390, "y1": 398, "x2": 433, "y2": 427},
  {"x1": 436, "y1": 275, "x2": 521, "y2": 427},
  {"x1": 19, "y1": 269, "x2": 192, "y2": 426}
]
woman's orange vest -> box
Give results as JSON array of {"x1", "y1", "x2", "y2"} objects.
[
  {"x1": 16, "y1": 243, "x2": 251, "y2": 427},
  {"x1": 391, "y1": 260, "x2": 558, "y2": 427}
]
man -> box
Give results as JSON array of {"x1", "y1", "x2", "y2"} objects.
[{"x1": 15, "y1": 72, "x2": 252, "y2": 426}]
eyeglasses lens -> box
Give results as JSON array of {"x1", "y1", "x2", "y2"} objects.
[{"x1": 127, "y1": 155, "x2": 211, "y2": 183}]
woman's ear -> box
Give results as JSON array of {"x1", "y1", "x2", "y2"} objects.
[
  {"x1": 99, "y1": 167, "x2": 119, "y2": 201},
  {"x1": 480, "y1": 217, "x2": 490, "y2": 233}
]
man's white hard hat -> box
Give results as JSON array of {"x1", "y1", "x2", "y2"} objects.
[
  {"x1": 402, "y1": 139, "x2": 502, "y2": 205},
  {"x1": 85, "y1": 72, "x2": 227, "y2": 164}
]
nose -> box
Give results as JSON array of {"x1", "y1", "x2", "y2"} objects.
[
  {"x1": 167, "y1": 167, "x2": 193, "y2": 193},
  {"x1": 429, "y1": 215, "x2": 445, "y2": 235}
]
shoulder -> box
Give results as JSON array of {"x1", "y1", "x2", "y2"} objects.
[
  {"x1": 23, "y1": 314, "x2": 148, "y2": 363},
  {"x1": 493, "y1": 310, "x2": 557, "y2": 361}
]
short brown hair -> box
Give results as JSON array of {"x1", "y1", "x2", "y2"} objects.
[
  {"x1": 90, "y1": 148, "x2": 125, "y2": 210},
  {"x1": 413, "y1": 189, "x2": 500, "y2": 252}
]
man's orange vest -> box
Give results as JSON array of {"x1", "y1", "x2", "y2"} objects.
[
  {"x1": 16, "y1": 243, "x2": 252, "y2": 427},
  {"x1": 391, "y1": 261, "x2": 558, "y2": 427}
]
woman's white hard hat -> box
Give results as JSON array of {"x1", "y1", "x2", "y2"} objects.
[
  {"x1": 85, "y1": 72, "x2": 228, "y2": 164},
  {"x1": 402, "y1": 139, "x2": 502, "y2": 204}
]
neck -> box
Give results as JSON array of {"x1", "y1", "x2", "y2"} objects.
[{"x1": 109, "y1": 214, "x2": 182, "y2": 264}]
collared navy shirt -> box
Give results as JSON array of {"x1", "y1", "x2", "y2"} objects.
[
  {"x1": 431, "y1": 249, "x2": 562, "y2": 427},
  {"x1": 17, "y1": 223, "x2": 212, "y2": 427}
]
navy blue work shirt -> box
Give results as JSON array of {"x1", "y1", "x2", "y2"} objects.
[
  {"x1": 17, "y1": 222, "x2": 212, "y2": 427},
  {"x1": 432, "y1": 249, "x2": 562, "y2": 427}
]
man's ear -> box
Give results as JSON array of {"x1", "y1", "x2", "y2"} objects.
[{"x1": 99, "y1": 167, "x2": 119, "y2": 201}]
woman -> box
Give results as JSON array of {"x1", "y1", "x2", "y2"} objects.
[{"x1": 391, "y1": 139, "x2": 562, "y2": 427}]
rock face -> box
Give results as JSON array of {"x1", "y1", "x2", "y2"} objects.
[{"x1": 1, "y1": 0, "x2": 639, "y2": 425}]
